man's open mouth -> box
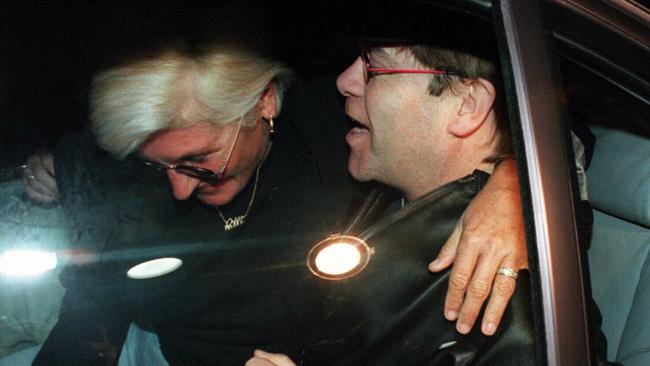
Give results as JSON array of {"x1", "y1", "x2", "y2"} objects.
[{"x1": 348, "y1": 117, "x2": 370, "y2": 133}]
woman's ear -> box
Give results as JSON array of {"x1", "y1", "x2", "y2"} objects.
[
  {"x1": 258, "y1": 83, "x2": 277, "y2": 118},
  {"x1": 448, "y1": 78, "x2": 496, "y2": 138}
]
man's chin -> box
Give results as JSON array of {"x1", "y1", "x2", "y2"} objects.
[{"x1": 347, "y1": 157, "x2": 372, "y2": 183}]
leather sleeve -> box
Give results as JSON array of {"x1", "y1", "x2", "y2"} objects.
[{"x1": 298, "y1": 172, "x2": 536, "y2": 365}]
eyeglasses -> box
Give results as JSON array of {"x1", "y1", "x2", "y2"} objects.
[
  {"x1": 361, "y1": 51, "x2": 466, "y2": 84},
  {"x1": 141, "y1": 116, "x2": 245, "y2": 182}
]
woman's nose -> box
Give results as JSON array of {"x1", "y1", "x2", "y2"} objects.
[{"x1": 166, "y1": 170, "x2": 200, "y2": 200}]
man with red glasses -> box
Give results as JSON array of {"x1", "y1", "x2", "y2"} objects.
[
  {"x1": 336, "y1": 42, "x2": 611, "y2": 366},
  {"x1": 248, "y1": 42, "x2": 535, "y2": 365}
]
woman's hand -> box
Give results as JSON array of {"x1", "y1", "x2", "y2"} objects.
[
  {"x1": 23, "y1": 150, "x2": 59, "y2": 203},
  {"x1": 429, "y1": 159, "x2": 528, "y2": 336},
  {"x1": 245, "y1": 350, "x2": 296, "y2": 366}
]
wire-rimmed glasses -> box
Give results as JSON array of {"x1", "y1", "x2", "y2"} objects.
[{"x1": 141, "y1": 116, "x2": 245, "y2": 182}]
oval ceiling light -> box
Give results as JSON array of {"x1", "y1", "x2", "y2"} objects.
[
  {"x1": 127, "y1": 257, "x2": 183, "y2": 280},
  {"x1": 307, "y1": 235, "x2": 372, "y2": 280},
  {"x1": 0, "y1": 250, "x2": 58, "y2": 276}
]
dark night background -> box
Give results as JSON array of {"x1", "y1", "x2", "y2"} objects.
[
  {"x1": 0, "y1": 0, "x2": 363, "y2": 168},
  {"x1": 0, "y1": 0, "x2": 505, "y2": 169}
]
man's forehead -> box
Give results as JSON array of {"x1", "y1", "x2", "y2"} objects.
[
  {"x1": 363, "y1": 43, "x2": 405, "y2": 54},
  {"x1": 367, "y1": 46, "x2": 390, "y2": 54},
  {"x1": 366, "y1": 46, "x2": 414, "y2": 65}
]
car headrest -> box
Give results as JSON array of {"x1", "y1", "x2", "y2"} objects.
[{"x1": 587, "y1": 126, "x2": 650, "y2": 227}]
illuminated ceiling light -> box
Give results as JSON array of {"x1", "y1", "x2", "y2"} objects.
[
  {"x1": 127, "y1": 258, "x2": 183, "y2": 279},
  {"x1": 307, "y1": 235, "x2": 372, "y2": 280},
  {"x1": 0, "y1": 250, "x2": 58, "y2": 276}
]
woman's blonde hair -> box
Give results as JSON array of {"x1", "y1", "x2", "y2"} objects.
[{"x1": 90, "y1": 42, "x2": 293, "y2": 159}]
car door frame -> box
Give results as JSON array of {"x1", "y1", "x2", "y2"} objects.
[{"x1": 493, "y1": 1, "x2": 592, "y2": 364}]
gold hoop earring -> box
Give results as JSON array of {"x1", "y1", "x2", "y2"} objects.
[{"x1": 268, "y1": 115, "x2": 275, "y2": 135}]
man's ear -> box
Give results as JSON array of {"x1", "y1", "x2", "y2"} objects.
[
  {"x1": 448, "y1": 78, "x2": 496, "y2": 138},
  {"x1": 258, "y1": 83, "x2": 277, "y2": 118}
]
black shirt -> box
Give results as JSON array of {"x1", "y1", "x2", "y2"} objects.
[{"x1": 35, "y1": 76, "x2": 365, "y2": 366}]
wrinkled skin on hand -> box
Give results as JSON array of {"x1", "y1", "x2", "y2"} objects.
[
  {"x1": 245, "y1": 350, "x2": 296, "y2": 366},
  {"x1": 23, "y1": 150, "x2": 59, "y2": 203},
  {"x1": 429, "y1": 159, "x2": 528, "y2": 336}
]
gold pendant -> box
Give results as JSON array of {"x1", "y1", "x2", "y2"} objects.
[{"x1": 223, "y1": 215, "x2": 246, "y2": 231}]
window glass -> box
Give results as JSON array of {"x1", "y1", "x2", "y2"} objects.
[{"x1": 559, "y1": 57, "x2": 650, "y2": 363}]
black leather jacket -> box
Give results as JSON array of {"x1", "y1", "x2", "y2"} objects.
[{"x1": 298, "y1": 171, "x2": 536, "y2": 365}]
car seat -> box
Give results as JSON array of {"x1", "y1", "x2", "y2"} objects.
[{"x1": 587, "y1": 125, "x2": 650, "y2": 365}]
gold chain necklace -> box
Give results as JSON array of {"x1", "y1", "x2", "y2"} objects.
[{"x1": 216, "y1": 163, "x2": 262, "y2": 231}]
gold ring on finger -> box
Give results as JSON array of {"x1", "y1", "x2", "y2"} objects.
[{"x1": 496, "y1": 267, "x2": 518, "y2": 279}]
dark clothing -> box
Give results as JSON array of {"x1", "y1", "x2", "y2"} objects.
[
  {"x1": 32, "y1": 76, "x2": 577, "y2": 365},
  {"x1": 295, "y1": 172, "x2": 535, "y2": 365},
  {"x1": 34, "y1": 77, "x2": 364, "y2": 366}
]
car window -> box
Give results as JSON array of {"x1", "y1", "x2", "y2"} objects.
[{"x1": 559, "y1": 57, "x2": 650, "y2": 364}]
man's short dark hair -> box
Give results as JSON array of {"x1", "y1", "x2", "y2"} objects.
[{"x1": 410, "y1": 45, "x2": 513, "y2": 163}]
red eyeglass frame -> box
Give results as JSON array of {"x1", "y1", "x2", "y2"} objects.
[{"x1": 361, "y1": 51, "x2": 466, "y2": 84}]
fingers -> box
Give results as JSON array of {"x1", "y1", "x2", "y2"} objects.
[
  {"x1": 25, "y1": 186, "x2": 57, "y2": 203},
  {"x1": 429, "y1": 218, "x2": 462, "y2": 272},
  {"x1": 441, "y1": 160, "x2": 526, "y2": 336},
  {"x1": 39, "y1": 151, "x2": 56, "y2": 177},
  {"x1": 23, "y1": 171, "x2": 58, "y2": 203},
  {"x1": 23, "y1": 151, "x2": 59, "y2": 203},
  {"x1": 481, "y1": 258, "x2": 519, "y2": 336},
  {"x1": 444, "y1": 233, "x2": 480, "y2": 324},
  {"x1": 246, "y1": 357, "x2": 277, "y2": 366},
  {"x1": 245, "y1": 350, "x2": 296, "y2": 366},
  {"x1": 454, "y1": 248, "x2": 502, "y2": 335},
  {"x1": 26, "y1": 169, "x2": 57, "y2": 195}
]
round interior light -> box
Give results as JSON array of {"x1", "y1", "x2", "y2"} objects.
[
  {"x1": 127, "y1": 257, "x2": 183, "y2": 279},
  {"x1": 307, "y1": 235, "x2": 372, "y2": 280},
  {"x1": 314, "y1": 243, "x2": 361, "y2": 275}
]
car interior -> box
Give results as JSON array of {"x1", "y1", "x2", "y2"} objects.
[
  {"x1": 548, "y1": 1, "x2": 650, "y2": 363},
  {"x1": 580, "y1": 77, "x2": 650, "y2": 365},
  {"x1": 1, "y1": 1, "x2": 649, "y2": 365},
  {"x1": 588, "y1": 123, "x2": 650, "y2": 365}
]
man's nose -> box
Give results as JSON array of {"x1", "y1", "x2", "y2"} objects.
[
  {"x1": 336, "y1": 57, "x2": 364, "y2": 97},
  {"x1": 166, "y1": 170, "x2": 200, "y2": 200}
]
